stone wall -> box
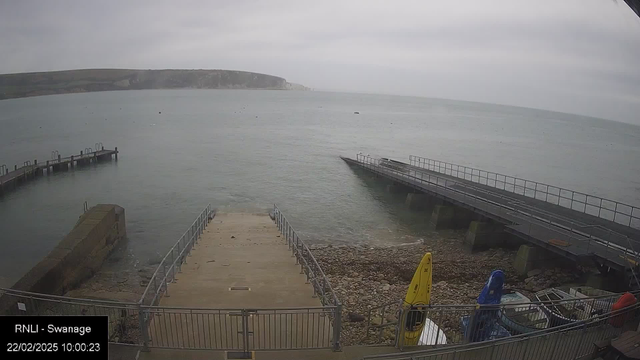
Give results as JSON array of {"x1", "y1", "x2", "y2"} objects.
[{"x1": 0, "y1": 204, "x2": 126, "y2": 313}]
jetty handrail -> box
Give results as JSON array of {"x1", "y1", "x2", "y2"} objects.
[
  {"x1": 364, "y1": 301, "x2": 640, "y2": 359},
  {"x1": 356, "y1": 155, "x2": 639, "y2": 264},
  {"x1": 0, "y1": 287, "x2": 139, "y2": 307},
  {"x1": 409, "y1": 155, "x2": 640, "y2": 229},
  {"x1": 138, "y1": 204, "x2": 214, "y2": 306},
  {"x1": 272, "y1": 204, "x2": 342, "y2": 350},
  {"x1": 272, "y1": 204, "x2": 340, "y2": 307},
  {"x1": 362, "y1": 289, "x2": 638, "y2": 346}
]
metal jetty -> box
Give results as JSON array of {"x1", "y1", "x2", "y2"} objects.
[
  {"x1": 0, "y1": 143, "x2": 118, "y2": 196},
  {"x1": 342, "y1": 154, "x2": 640, "y2": 279}
]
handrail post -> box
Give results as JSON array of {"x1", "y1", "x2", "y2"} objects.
[
  {"x1": 170, "y1": 249, "x2": 175, "y2": 282},
  {"x1": 177, "y1": 240, "x2": 182, "y2": 272},
  {"x1": 138, "y1": 304, "x2": 150, "y2": 351},
  {"x1": 333, "y1": 303, "x2": 342, "y2": 351},
  {"x1": 163, "y1": 265, "x2": 169, "y2": 297},
  {"x1": 152, "y1": 275, "x2": 158, "y2": 301},
  {"x1": 397, "y1": 306, "x2": 407, "y2": 351}
]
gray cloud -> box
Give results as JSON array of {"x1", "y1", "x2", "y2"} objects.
[{"x1": 1, "y1": 0, "x2": 639, "y2": 124}]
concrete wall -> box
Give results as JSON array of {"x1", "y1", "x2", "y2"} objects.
[
  {"x1": 513, "y1": 244, "x2": 564, "y2": 277},
  {"x1": 1, "y1": 204, "x2": 126, "y2": 312},
  {"x1": 464, "y1": 221, "x2": 523, "y2": 252}
]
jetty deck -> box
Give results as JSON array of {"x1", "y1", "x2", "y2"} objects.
[
  {"x1": 342, "y1": 155, "x2": 640, "y2": 273},
  {"x1": 146, "y1": 212, "x2": 331, "y2": 351},
  {"x1": 0, "y1": 147, "x2": 118, "y2": 195},
  {"x1": 161, "y1": 213, "x2": 319, "y2": 308}
]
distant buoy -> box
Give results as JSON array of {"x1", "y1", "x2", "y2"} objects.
[
  {"x1": 159, "y1": 111, "x2": 161, "y2": 114},
  {"x1": 354, "y1": 111, "x2": 360, "y2": 114}
]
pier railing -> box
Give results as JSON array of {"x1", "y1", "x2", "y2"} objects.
[
  {"x1": 272, "y1": 204, "x2": 342, "y2": 350},
  {"x1": 141, "y1": 305, "x2": 336, "y2": 351},
  {"x1": 355, "y1": 155, "x2": 640, "y2": 268},
  {"x1": 272, "y1": 204, "x2": 340, "y2": 308},
  {"x1": 138, "y1": 204, "x2": 214, "y2": 306},
  {"x1": 1, "y1": 145, "x2": 118, "y2": 193},
  {"x1": 409, "y1": 155, "x2": 640, "y2": 230},
  {"x1": 362, "y1": 301, "x2": 640, "y2": 360},
  {"x1": 364, "y1": 290, "x2": 633, "y2": 349},
  {"x1": 0, "y1": 287, "x2": 143, "y2": 345},
  {"x1": 1, "y1": 275, "x2": 637, "y2": 353}
]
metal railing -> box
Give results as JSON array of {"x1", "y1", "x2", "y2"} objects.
[
  {"x1": 409, "y1": 155, "x2": 640, "y2": 229},
  {"x1": 143, "y1": 306, "x2": 335, "y2": 351},
  {"x1": 0, "y1": 287, "x2": 143, "y2": 345},
  {"x1": 139, "y1": 204, "x2": 214, "y2": 306},
  {"x1": 3, "y1": 284, "x2": 635, "y2": 357},
  {"x1": 363, "y1": 301, "x2": 640, "y2": 360},
  {"x1": 0, "y1": 204, "x2": 340, "y2": 353},
  {"x1": 272, "y1": 204, "x2": 342, "y2": 350},
  {"x1": 272, "y1": 204, "x2": 340, "y2": 307},
  {"x1": 354, "y1": 154, "x2": 639, "y2": 269},
  {"x1": 3, "y1": 145, "x2": 113, "y2": 180},
  {"x1": 364, "y1": 301, "x2": 401, "y2": 345},
  {"x1": 365, "y1": 290, "x2": 632, "y2": 349}
]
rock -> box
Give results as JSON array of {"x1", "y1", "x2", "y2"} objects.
[
  {"x1": 527, "y1": 269, "x2": 542, "y2": 277},
  {"x1": 107, "y1": 253, "x2": 124, "y2": 263},
  {"x1": 525, "y1": 283, "x2": 534, "y2": 291},
  {"x1": 309, "y1": 238, "x2": 582, "y2": 347},
  {"x1": 382, "y1": 328, "x2": 396, "y2": 341},
  {"x1": 348, "y1": 313, "x2": 365, "y2": 322},
  {"x1": 399, "y1": 270, "x2": 414, "y2": 281},
  {"x1": 147, "y1": 255, "x2": 162, "y2": 266},
  {"x1": 231, "y1": 236, "x2": 235, "y2": 239}
]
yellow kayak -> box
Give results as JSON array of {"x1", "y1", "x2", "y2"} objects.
[{"x1": 402, "y1": 252, "x2": 432, "y2": 346}]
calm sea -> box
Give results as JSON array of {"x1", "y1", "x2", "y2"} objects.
[{"x1": 1, "y1": 89, "x2": 639, "y2": 286}]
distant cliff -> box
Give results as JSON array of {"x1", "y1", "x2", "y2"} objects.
[{"x1": 0, "y1": 69, "x2": 307, "y2": 100}]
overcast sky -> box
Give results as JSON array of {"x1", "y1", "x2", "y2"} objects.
[{"x1": 1, "y1": 0, "x2": 639, "y2": 124}]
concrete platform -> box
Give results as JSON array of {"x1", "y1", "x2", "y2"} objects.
[
  {"x1": 160, "y1": 213, "x2": 319, "y2": 308},
  {"x1": 341, "y1": 156, "x2": 639, "y2": 272},
  {"x1": 147, "y1": 213, "x2": 328, "y2": 350}
]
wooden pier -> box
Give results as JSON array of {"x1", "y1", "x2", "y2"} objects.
[{"x1": 0, "y1": 146, "x2": 118, "y2": 196}]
